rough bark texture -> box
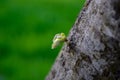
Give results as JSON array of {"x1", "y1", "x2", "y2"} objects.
[{"x1": 46, "y1": 0, "x2": 120, "y2": 80}]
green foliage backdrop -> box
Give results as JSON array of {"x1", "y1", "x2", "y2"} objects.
[{"x1": 0, "y1": 0, "x2": 85, "y2": 80}]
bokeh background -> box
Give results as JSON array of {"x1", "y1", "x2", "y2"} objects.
[{"x1": 0, "y1": 0, "x2": 85, "y2": 80}]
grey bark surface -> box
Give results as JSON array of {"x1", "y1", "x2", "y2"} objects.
[{"x1": 46, "y1": 0, "x2": 120, "y2": 80}]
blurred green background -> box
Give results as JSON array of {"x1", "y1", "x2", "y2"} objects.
[{"x1": 0, "y1": 0, "x2": 85, "y2": 80}]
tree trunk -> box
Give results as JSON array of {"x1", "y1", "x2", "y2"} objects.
[{"x1": 46, "y1": 0, "x2": 120, "y2": 80}]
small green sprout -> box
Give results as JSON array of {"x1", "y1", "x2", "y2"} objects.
[{"x1": 52, "y1": 33, "x2": 67, "y2": 49}]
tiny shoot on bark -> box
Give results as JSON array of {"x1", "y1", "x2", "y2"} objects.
[{"x1": 52, "y1": 33, "x2": 67, "y2": 49}]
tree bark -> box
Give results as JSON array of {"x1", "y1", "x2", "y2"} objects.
[{"x1": 46, "y1": 0, "x2": 120, "y2": 80}]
